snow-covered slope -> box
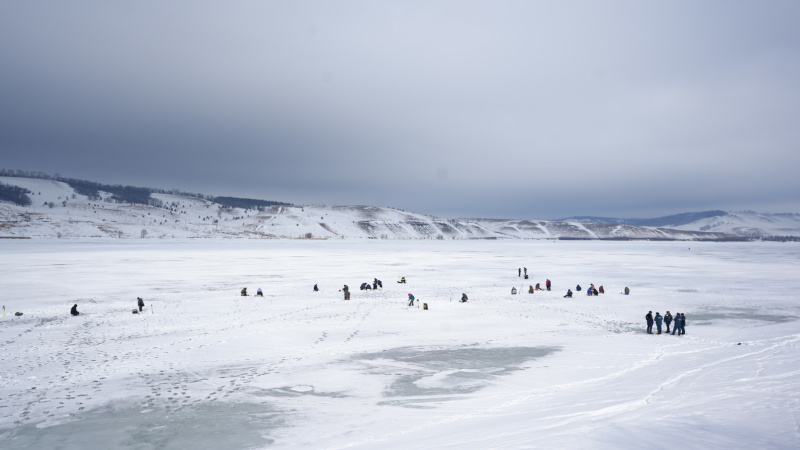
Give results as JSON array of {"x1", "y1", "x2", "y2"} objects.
[
  {"x1": 674, "y1": 211, "x2": 800, "y2": 238},
  {"x1": 0, "y1": 177, "x2": 745, "y2": 240}
]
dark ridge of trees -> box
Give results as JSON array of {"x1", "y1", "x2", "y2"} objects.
[
  {"x1": 213, "y1": 196, "x2": 293, "y2": 210},
  {"x1": 0, "y1": 181, "x2": 32, "y2": 206},
  {"x1": 58, "y1": 178, "x2": 153, "y2": 205}
]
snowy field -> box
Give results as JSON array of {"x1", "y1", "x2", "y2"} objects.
[{"x1": 1, "y1": 239, "x2": 799, "y2": 449}]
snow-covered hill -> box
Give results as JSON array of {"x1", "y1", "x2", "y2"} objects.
[
  {"x1": 673, "y1": 211, "x2": 800, "y2": 238},
  {"x1": 0, "y1": 176, "x2": 751, "y2": 240}
]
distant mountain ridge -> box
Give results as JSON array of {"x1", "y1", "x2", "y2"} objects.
[
  {"x1": 1, "y1": 174, "x2": 797, "y2": 240},
  {"x1": 559, "y1": 211, "x2": 729, "y2": 227}
]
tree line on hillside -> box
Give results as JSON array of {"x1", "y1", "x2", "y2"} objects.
[
  {"x1": 0, "y1": 181, "x2": 32, "y2": 206},
  {"x1": 0, "y1": 168, "x2": 292, "y2": 209},
  {"x1": 213, "y1": 196, "x2": 292, "y2": 210}
]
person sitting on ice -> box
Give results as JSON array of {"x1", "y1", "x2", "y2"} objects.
[
  {"x1": 624, "y1": 287, "x2": 630, "y2": 295},
  {"x1": 535, "y1": 283, "x2": 542, "y2": 290},
  {"x1": 313, "y1": 283, "x2": 319, "y2": 292},
  {"x1": 598, "y1": 285, "x2": 605, "y2": 294},
  {"x1": 592, "y1": 287, "x2": 599, "y2": 296},
  {"x1": 511, "y1": 287, "x2": 517, "y2": 295},
  {"x1": 576, "y1": 284, "x2": 582, "y2": 292},
  {"x1": 71, "y1": 304, "x2": 80, "y2": 316},
  {"x1": 460, "y1": 293, "x2": 468, "y2": 303},
  {"x1": 241, "y1": 287, "x2": 248, "y2": 296},
  {"x1": 564, "y1": 289, "x2": 573, "y2": 298},
  {"x1": 256, "y1": 288, "x2": 263, "y2": 297},
  {"x1": 407, "y1": 293, "x2": 415, "y2": 306},
  {"x1": 528, "y1": 285, "x2": 534, "y2": 294},
  {"x1": 398, "y1": 277, "x2": 406, "y2": 284}
]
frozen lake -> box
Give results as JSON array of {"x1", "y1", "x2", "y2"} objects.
[{"x1": 1, "y1": 240, "x2": 799, "y2": 448}]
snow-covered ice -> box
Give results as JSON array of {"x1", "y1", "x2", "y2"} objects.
[{"x1": 1, "y1": 240, "x2": 798, "y2": 449}]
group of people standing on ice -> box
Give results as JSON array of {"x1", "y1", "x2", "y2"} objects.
[{"x1": 645, "y1": 311, "x2": 686, "y2": 335}]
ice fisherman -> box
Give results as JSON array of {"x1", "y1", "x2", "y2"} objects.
[
  {"x1": 408, "y1": 293, "x2": 415, "y2": 306},
  {"x1": 664, "y1": 312, "x2": 673, "y2": 333},
  {"x1": 624, "y1": 287, "x2": 630, "y2": 295},
  {"x1": 511, "y1": 287, "x2": 517, "y2": 295},
  {"x1": 535, "y1": 283, "x2": 542, "y2": 290},
  {"x1": 241, "y1": 287, "x2": 248, "y2": 296},
  {"x1": 137, "y1": 297, "x2": 144, "y2": 312},
  {"x1": 314, "y1": 283, "x2": 319, "y2": 292},
  {"x1": 546, "y1": 279, "x2": 551, "y2": 291},
  {"x1": 341, "y1": 285, "x2": 350, "y2": 300},
  {"x1": 654, "y1": 312, "x2": 663, "y2": 334},
  {"x1": 598, "y1": 286, "x2": 604, "y2": 294},
  {"x1": 518, "y1": 268, "x2": 521, "y2": 277},
  {"x1": 674, "y1": 313, "x2": 686, "y2": 335},
  {"x1": 398, "y1": 277, "x2": 406, "y2": 284},
  {"x1": 71, "y1": 304, "x2": 79, "y2": 316},
  {"x1": 460, "y1": 293, "x2": 468, "y2": 303},
  {"x1": 256, "y1": 288, "x2": 263, "y2": 297},
  {"x1": 528, "y1": 285, "x2": 534, "y2": 294},
  {"x1": 645, "y1": 311, "x2": 654, "y2": 334},
  {"x1": 576, "y1": 285, "x2": 582, "y2": 292},
  {"x1": 564, "y1": 289, "x2": 572, "y2": 298}
]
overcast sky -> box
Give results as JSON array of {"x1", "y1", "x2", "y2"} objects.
[{"x1": 1, "y1": 1, "x2": 798, "y2": 219}]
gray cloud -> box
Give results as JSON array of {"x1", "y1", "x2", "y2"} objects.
[{"x1": 1, "y1": 1, "x2": 799, "y2": 219}]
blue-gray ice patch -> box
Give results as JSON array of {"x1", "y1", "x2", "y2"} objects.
[
  {"x1": 352, "y1": 346, "x2": 559, "y2": 407},
  {"x1": 1, "y1": 401, "x2": 280, "y2": 450}
]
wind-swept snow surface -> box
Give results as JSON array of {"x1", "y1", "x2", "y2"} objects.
[{"x1": 1, "y1": 240, "x2": 798, "y2": 449}]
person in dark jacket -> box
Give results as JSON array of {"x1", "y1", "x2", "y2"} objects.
[
  {"x1": 342, "y1": 286, "x2": 350, "y2": 300},
  {"x1": 314, "y1": 283, "x2": 319, "y2": 292},
  {"x1": 645, "y1": 311, "x2": 654, "y2": 334},
  {"x1": 564, "y1": 289, "x2": 572, "y2": 298},
  {"x1": 598, "y1": 285, "x2": 604, "y2": 294},
  {"x1": 408, "y1": 293, "x2": 415, "y2": 306},
  {"x1": 256, "y1": 288, "x2": 263, "y2": 297},
  {"x1": 71, "y1": 304, "x2": 79, "y2": 316},
  {"x1": 137, "y1": 297, "x2": 144, "y2": 312},
  {"x1": 664, "y1": 311, "x2": 673, "y2": 333},
  {"x1": 679, "y1": 313, "x2": 686, "y2": 335},
  {"x1": 535, "y1": 283, "x2": 542, "y2": 290},
  {"x1": 624, "y1": 287, "x2": 630, "y2": 295},
  {"x1": 654, "y1": 312, "x2": 663, "y2": 334},
  {"x1": 592, "y1": 288, "x2": 599, "y2": 296},
  {"x1": 671, "y1": 313, "x2": 680, "y2": 335},
  {"x1": 241, "y1": 288, "x2": 248, "y2": 296},
  {"x1": 546, "y1": 279, "x2": 551, "y2": 291},
  {"x1": 460, "y1": 293, "x2": 468, "y2": 303},
  {"x1": 576, "y1": 285, "x2": 582, "y2": 292},
  {"x1": 518, "y1": 268, "x2": 521, "y2": 277}
]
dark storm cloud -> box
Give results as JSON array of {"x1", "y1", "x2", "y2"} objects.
[{"x1": 1, "y1": 1, "x2": 799, "y2": 218}]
